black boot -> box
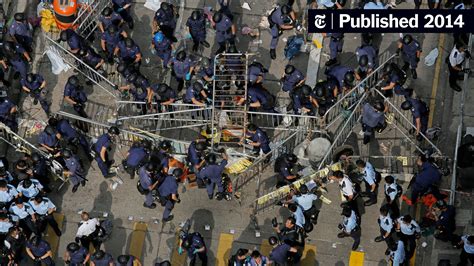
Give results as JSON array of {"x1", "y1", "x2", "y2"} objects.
[
  {"x1": 325, "y1": 58, "x2": 337, "y2": 66},
  {"x1": 411, "y1": 69, "x2": 417, "y2": 79},
  {"x1": 270, "y1": 49, "x2": 276, "y2": 60}
]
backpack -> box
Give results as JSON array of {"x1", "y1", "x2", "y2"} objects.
[{"x1": 284, "y1": 35, "x2": 304, "y2": 60}]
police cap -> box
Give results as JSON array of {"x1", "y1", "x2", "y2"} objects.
[
  {"x1": 124, "y1": 38, "x2": 135, "y2": 48},
  {"x1": 358, "y1": 55, "x2": 368, "y2": 67},
  {"x1": 403, "y1": 34, "x2": 413, "y2": 45},
  {"x1": 31, "y1": 152, "x2": 41, "y2": 163},
  {"x1": 127, "y1": 73, "x2": 138, "y2": 84},
  {"x1": 102, "y1": 7, "x2": 113, "y2": 17},
  {"x1": 201, "y1": 57, "x2": 211, "y2": 68},
  {"x1": 26, "y1": 73, "x2": 35, "y2": 83},
  {"x1": 157, "y1": 83, "x2": 169, "y2": 94},
  {"x1": 108, "y1": 126, "x2": 120, "y2": 135},
  {"x1": 401, "y1": 100, "x2": 412, "y2": 110},
  {"x1": 62, "y1": 149, "x2": 73, "y2": 159},
  {"x1": 78, "y1": 49, "x2": 88, "y2": 57},
  {"x1": 343, "y1": 71, "x2": 356, "y2": 87},
  {"x1": 191, "y1": 10, "x2": 202, "y2": 21},
  {"x1": 281, "y1": 4, "x2": 292, "y2": 15},
  {"x1": 373, "y1": 101, "x2": 384, "y2": 112},
  {"x1": 92, "y1": 250, "x2": 106, "y2": 260},
  {"x1": 176, "y1": 50, "x2": 186, "y2": 61},
  {"x1": 161, "y1": 2, "x2": 171, "y2": 11},
  {"x1": 192, "y1": 82, "x2": 204, "y2": 92},
  {"x1": 44, "y1": 125, "x2": 56, "y2": 135},
  {"x1": 172, "y1": 168, "x2": 183, "y2": 178},
  {"x1": 213, "y1": 11, "x2": 223, "y2": 23},
  {"x1": 14, "y1": 13, "x2": 25, "y2": 21},
  {"x1": 301, "y1": 85, "x2": 311, "y2": 96},
  {"x1": 195, "y1": 142, "x2": 207, "y2": 151},
  {"x1": 68, "y1": 75, "x2": 79, "y2": 86},
  {"x1": 299, "y1": 184, "x2": 308, "y2": 194},
  {"x1": 117, "y1": 255, "x2": 131, "y2": 264},
  {"x1": 285, "y1": 153, "x2": 298, "y2": 164},
  {"x1": 284, "y1": 64, "x2": 295, "y2": 75},
  {"x1": 159, "y1": 140, "x2": 172, "y2": 150},
  {"x1": 206, "y1": 153, "x2": 217, "y2": 164},
  {"x1": 145, "y1": 162, "x2": 158, "y2": 173},
  {"x1": 107, "y1": 25, "x2": 118, "y2": 35},
  {"x1": 67, "y1": 242, "x2": 80, "y2": 252}
]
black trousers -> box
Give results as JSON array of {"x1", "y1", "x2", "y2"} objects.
[
  {"x1": 399, "y1": 233, "x2": 417, "y2": 259},
  {"x1": 38, "y1": 214, "x2": 61, "y2": 236},
  {"x1": 386, "y1": 196, "x2": 400, "y2": 219},
  {"x1": 460, "y1": 249, "x2": 474, "y2": 265},
  {"x1": 189, "y1": 251, "x2": 208, "y2": 266},
  {"x1": 448, "y1": 64, "x2": 463, "y2": 90},
  {"x1": 113, "y1": 3, "x2": 133, "y2": 23},
  {"x1": 363, "y1": 181, "x2": 377, "y2": 203}
]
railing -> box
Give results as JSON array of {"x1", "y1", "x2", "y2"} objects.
[
  {"x1": 233, "y1": 130, "x2": 306, "y2": 192},
  {"x1": 321, "y1": 51, "x2": 396, "y2": 130},
  {"x1": 43, "y1": 34, "x2": 119, "y2": 98},
  {"x1": 0, "y1": 123, "x2": 65, "y2": 182},
  {"x1": 74, "y1": 0, "x2": 110, "y2": 40},
  {"x1": 450, "y1": 33, "x2": 472, "y2": 204}
]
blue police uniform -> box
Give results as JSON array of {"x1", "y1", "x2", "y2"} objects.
[
  {"x1": 152, "y1": 33, "x2": 173, "y2": 67},
  {"x1": 64, "y1": 82, "x2": 88, "y2": 118},
  {"x1": 183, "y1": 233, "x2": 207, "y2": 264},
  {"x1": 247, "y1": 86, "x2": 276, "y2": 113},
  {"x1": 65, "y1": 29, "x2": 85, "y2": 53},
  {"x1": 328, "y1": 33, "x2": 344, "y2": 60},
  {"x1": 101, "y1": 31, "x2": 122, "y2": 57},
  {"x1": 199, "y1": 159, "x2": 228, "y2": 198},
  {"x1": 186, "y1": 15, "x2": 207, "y2": 47},
  {"x1": 94, "y1": 133, "x2": 113, "y2": 177},
  {"x1": 21, "y1": 74, "x2": 49, "y2": 114},
  {"x1": 157, "y1": 175, "x2": 178, "y2": 220},
  {"x1": 112, "y1": 0, "x2": 133, "y2": 25},
  {"x1": 411, "y1": 161, "x2": 442, "y2": 204},
  {"x1": 65, "y1": 156, "x2": 85, "y2": 187},
  {"x1": 9, "y1": 20, "x2": 33, "y2": 51},
  {"x1": 17, "y1": 179, "x2": 43, "y2": 198},
  {"x1": 248, "y1": 65, "x2": 265, "y2": 84},
  {"x1": 68, "y1": 246, "x2": 89, "y2": 265},
  {"x1": 117, "y1": 40, "x2": 141, "y2": 65},
  {"x1": 326, "y1": 65, "x2": 353, "y2": 91},
  {"x1": 361, "y1": 103, "x2": 385, "y2": 143},
  {"x1": 269, "y1": 243, "x2": 292, "y2": 264},
  {"x1": 281, "y1": 68, "x2": 304, "y2": 92},
  {"x1": 91, "y1": 252, "x2": 114, "y2": 266},
  {"x1": 246, "y1": 127, "x2": 271, "y2": 154},
  {"x1": 215, "y1": 13, "x2": 233, "y2": 47},
  {"x1": 187, "y1": 141, "x2": 204, "y2": 170},
  {"x1": 269, "y1": 7, "x2": 286, "y2": 50},
  {"x1": 138, "y1": 166, "x2": 155, "y2": 207},
  {"x1": 401, "y1": 39, "x2": 422, "y2": 70},
  {"x1": 126, "y1": 147, "x2": 147, "y2": 169},
  {"x1": 436, "y1": 205, "x2": 456, "y2": 240},
  {"x1": 198, "y1": 61, "x2": 214, "y2": 82},
  {"x1": 7, "y1": 45, "x2": 28, "y2": 79},
  {"x1": 291, "y1": 87, "x2": 314, "y2": 115},
  {"x1": 56, "y1": 119, "x2": 90, "y2": 155},
  {"x1": 407, "y1": 97, "x2": 429, "y2": 135},
  {"x1": 26, "y1": 239, "x2": 55, "y2": 265},
  {"x1": 10, "y1": 202, "x2": 37, "y2": 235},
  {"x1": 152, "y1": 84, "x2": 177, "y2": 108},
  {"x1": 0, "y1": 98, "x2": 17, "y2": 131},
  {"x1": 384, "y1": 71, "x2": 407, "y2": 96},
  {"x1": 29, "y1": 197, "x2": 55, "y2": 216},
  {"x1": 154, "y1": 6, "x2": 177, "y2": 35},
  {"x1": 390, "y1": 240, "x2": 406, "y2": 266},
  {"x1": 356, "y1": 45, "x2": 377, "y2": 70},
  {"x1": 82, "y1": 48, "x2": 103, "y2": 69},
  {"x1": 99, "y1": 12, "x2": 123, "y2": 31},
  {"x1": 38, "y1": 130, "x2": 59, "y2": 151},
  {"x1": 171, "y1": 57, "x2": 193, "y2": 91}
]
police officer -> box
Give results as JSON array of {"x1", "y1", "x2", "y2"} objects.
[
  {"x1": 238, "y1": 85, "x2": 276, "y2": 113},
  {"x1": 158, "y1": 168, "x2": 181, "y2": 222},
  {"x1": 121, "y1": 73, "x2": 150, "y2": 114},
  {"x1": 179, "y1": 231, "x2": 207, "y2": 265},
  {"x1": 184, "y1": 81, "x2": 209, "y2": 106},
  {"x1": 247, "y1": 61, "x2": 268, "y2": 86},
  {"x1": 281, "y1": 64, "x2": 306, "y2": 93},
  {"x1": 379, "y1": 63, "x2": 408, "y2": 97},
  {"x1": 409, "y1": 155, "x2": 442, "y2": 205},
  {"x1": 274, "y1": 153, "x2": 299, "y2": 188},
  {"x1": 212, "y1": 10, "x2": 236, "y2": 54},
  {"x1": 17, "y1": 178, "x2": 43, "y2": 199},
  {"x1": 123, "y1": 140, "x2": 149, "y2": 179},
  {"x1": 101, "y1": 25, "x2": 127, "y2": 63},
  {"x1": 78, "y1": 48, "x2": 105, "y2": 72},
  {"x1": 458, "y1": 235, "x2": 474, "y2": 265},
  {"x1": 63, "y1": 149, "x2": 86, "y2": 193},
  {"x1": 268, "y1": 5, "x2": 296, "y2": 59},
  {"x1": 117, "y1": 62, "x2": 136, "y2": 82},
  {"x1": 187, "y1": 139, "x2": 207, "y2": 183},
  {"x1": 187, "y1": 10, "x2": 210, "y2": 52},
  {"x1": 9, "y1": 13, "x2": 33, "y2": 53},
  {"x1": 115, "y1": 38, "x2": 142, "y2": 69},
  {"x1": 356, "y1": 159, "x2": 378, "y2": 206},
  {"x1": 384, "y1": 175, "x2": 401, "y2": 219},
  {"x1": 116, "y1": 254, "x2": 141, "y2": 265},
  {"x1": 0, "y1": 213, "x2": 13, "y2": 236},
  {"x1": 448, "y1": 42, "x2": 470, "y2": 92},
  {"x1": 288, "y1": 184, "x2": 318, "y2": 217},
  {"x1": 361, "y1": 101, "x2": 386, "y2": 145},
  {"x1": 94, "y1": 126, "x2": 120, "y2": 178},
  {"x1": 395, "y1": 215, "x2": 420, "y2": 260},
  {"x1": 98, "y1": 7, "x2": 123, "y2": 33},
  {"x1": 269, "y1": 240, "x2": 300, "y2": 265},
  {"x1": 60, "y1": 29, "x2": 86, "y2": 55},
  {"x1": 29, "y1": 195, "x2": 61, "y2": 236},
  {"x1": 25, "y1": 236, "x2": 55, "y2": 266},
  {"x1": 90, "y1": 250, "x2": 114, "y2": 266},
  {"x1": 337, "y1": 206, "x2": 361, "y2": 251},
  {"x1": 3, "y1": 41, "x2": 30, "y2": 80},
  {"x1": 291, "y1": 84, "x2": 317, "y2": 115},
  {"x1": 312, "y1": 79, "x2": 338, "y2": 117},
  {"x1": 198, "y1": 57, "x2": 214, "y2": 84},
  {"x1": 153, "y1": 3, "x2": 178, "y2": 42},
  {"x1": 244, "y1": 123, "x2": 271, "y2": 157},
  {"x1": 200, "y1": 151, "x2": 228, "y2": 200},
  {"x1": 152, "y1": 140, "x2": 172, "y2": 174},
  {"x1": 48, "y1": 117, "x2": 91, "y2": 158},
  {"x1": 0, "y1": 90, "x2": 18, "y2": 132},
  {"x1": 148, "y1": 83, "x2": 177, "y2": 112},
  {"x1": 326, "y1": 65, "x2": 357, "y2": 93},
  {"x1": 171, "y1": 51, "x2": 195, "y2": 92},
  {"x1": 388, "y1": 239, "x2": 406, "y2": 266},
  {"x1": 401, "y1": 96, "x2": 429, "y2": 141},
  {"x1": 64, "y1": 75, "x2": 88, "y2": 118},
  {"x1": 38, "y1": 125, "x2": 61, "y2": 157},
  {"x1": 228, "y1": 248, "x2": 250, "y2": 266},
  {"x1": 356, "y1": 45, "x2": 377, "y2": 79},
  {"x1": 397, "y1": 34, "x2": 422, "y2": 79},
  {"x1": 112, "y1": 0, "x2": 134, "y2": 29},
  {"x1": 152, "y1": 31, "x2": 173, "y2": 69},
  {"x1": 375, "y1": 205, "x2": 394, "y2": 245},
  {"x1": 323, "y1": 33, "x2": 344, "y2": 66},
  {"x1": 64, "y1": 242, "x2": 90, "y2": 265},
  {"x1": 329, "y1": 170, "x2": 359, "y2": 215},
  {"x1": 138, "y1": 163, "x2": 160, "y2": 209},
  {"x1": 9, "y1": 197, "x2": 37, "y2": 237},
  {"x1": 21, "y1": 73, "x2": 50, "y2": 115},
  {"x1": 432, "y1": 200, "x2": 456, "y2": 242}
]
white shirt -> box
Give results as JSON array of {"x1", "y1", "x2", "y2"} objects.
[
  {"x1": 76, "y1": 218, "x2": 100, "y2": 237},
  {"x1": 384, "y1": 183, "x2": 399, "y2": 201},
  {"x1": 462, "y1": 235, "x2": 474, "y2": 254},
  {"x1": 397, "y1": 217, "x2": 420, "y2": 236},
  {"x1": 292, "y1": 193, "x2": 318, "y2": 211},
  {"x1": 379, "y1": 214, "x2": 393, "y2": 233},
  {"x1": 449, "y1": 47, "x2": 465, "y2": 67},
  {"x1": 390, "y1": 240, "x2": 406, "y2": 265},
  {"x1": 339, "y1": 176, "x2": 354, "y2": 197}
]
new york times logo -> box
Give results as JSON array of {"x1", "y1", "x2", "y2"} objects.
[
  {"x1": 308, "y1": 10, "x2": 471, "y2": 33},
  {"x1": 314, "y1": 14, "x2": 326, "y2": 29}
]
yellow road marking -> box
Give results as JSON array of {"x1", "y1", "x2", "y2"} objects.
[
  {"x1": 428, "y1": 34, "x2": 445, "y2": 127},
  {"x1": 44, "y1": 213, "x2": 64, "y2": 258},
  {"x1": 260, "y1": 239, "x2": 273, "y2": 256},
  {"x1": 171, "y1": 232, "x2": 187, "y2": 266},
  {"x1": 128, "y1": 222, "x2": 148, "y2": 260},
  {"x1": 301, "y1": 244, "x2": 317, "y2": 266},
  {"x1": 216, "y1": 233, "x2": 234, "y2": 266},
  {"x1": 349, "y1": 251, "x2": 365, "y2": 266}
]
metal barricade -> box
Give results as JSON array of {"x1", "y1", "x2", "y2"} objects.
[
  {"x1": 244, "y1": 111, "x2": 323, "y2": 132},
  {"x1": 74, "y1": 0, "x2": 110, "y2": 39},
  {"x1": 0, "y1": 123, "x2": 65, "y2": 182},
  {"x1": 43, "y1": 34, "x2": 119, "y2": 98}
]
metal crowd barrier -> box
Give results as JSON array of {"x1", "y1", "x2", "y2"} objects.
[
  {"x1": 74, "y1": 0, "x2": 110, "y2": 39},
  {"x1": 232, "y1": 130, "x2": 306, "y2": 192},
  {"x1": 0, "y1": 123, "x2": 65, "y2": 182},
  {"x1": 450, "y1": 33, "x2": 473, "y2": 204},
  {"x1": 43, "y1": 34, "x2": 119, "y2": 98},
  {"x1": 321, "y1": 51, "x2": 396, "y2": 130}
]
